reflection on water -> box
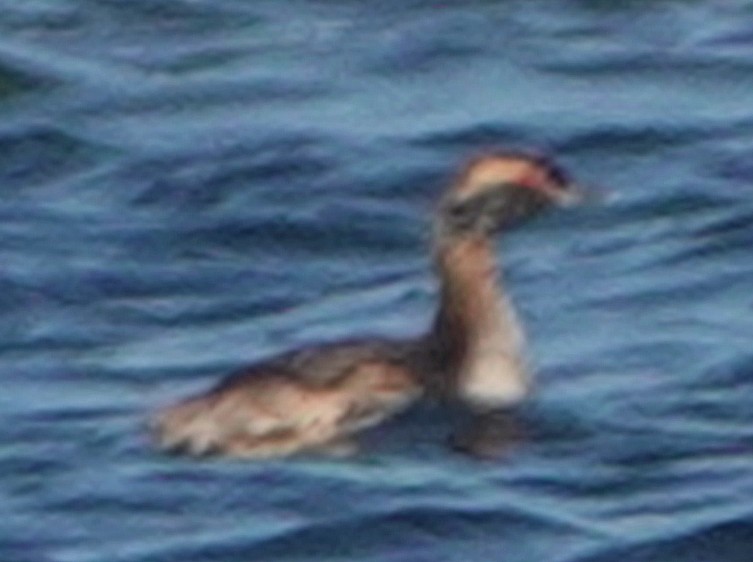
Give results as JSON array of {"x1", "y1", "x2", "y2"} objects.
[{"x1": 2, "y1": 1, "x2": 753, "y2": 561}]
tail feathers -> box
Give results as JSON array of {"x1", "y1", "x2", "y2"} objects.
[
  {"x1": 152, "y1": 395, "x2": 226, "y2": 456},
  {"x1": 151, "y1": 393, "x2": 306, "y2": 458}
]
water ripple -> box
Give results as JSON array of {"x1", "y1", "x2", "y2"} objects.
[{"x1": 3, "y1": 2, "x2": 753, "y2": 562}]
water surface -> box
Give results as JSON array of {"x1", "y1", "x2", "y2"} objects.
[{"x1": 2, "y1": 1, "x2": 753, "y2": 561}]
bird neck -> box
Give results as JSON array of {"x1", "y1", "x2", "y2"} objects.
[
  {"x1": 428, "y1": 234, "x2": 527, "y2": 404},
  {"x1": 434, "y1": 235, "x2": 504, "y2": 347}
]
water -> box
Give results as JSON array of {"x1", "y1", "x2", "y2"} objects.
[{"x1": 2, "y1": 1, "x2": 753, "y2": 561}]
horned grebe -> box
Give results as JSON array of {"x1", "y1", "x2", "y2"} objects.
[{"x1": 152, "y1": 151, "x2": 581, "y2": 458}]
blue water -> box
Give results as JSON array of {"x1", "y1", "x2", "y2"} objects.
[{"x1": 3, "y1": 1, "x2": 753, "y2": 561}]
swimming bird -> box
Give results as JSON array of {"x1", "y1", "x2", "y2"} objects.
[{"x1": 152, "y1": 151, "x2": 581, "y2": 459}]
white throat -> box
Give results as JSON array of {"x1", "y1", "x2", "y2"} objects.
[{"x1": 458, "y1": 295, "x2": 530, "y2": 410}]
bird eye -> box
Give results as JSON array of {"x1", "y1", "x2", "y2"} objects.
[
  {"x1": 546, "y1": 162, "x2": 570, "y2": 187},
  {"x1": 530, "y1": 154, "x2": 570, "y2": 188}
]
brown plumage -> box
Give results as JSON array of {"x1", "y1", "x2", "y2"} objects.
[
  {"x1": 152, "y1": 150, "x2": 582, "y2": 459},
  {"x1": 154, "y1": 340, "x2": 425, "y2": 458}
]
